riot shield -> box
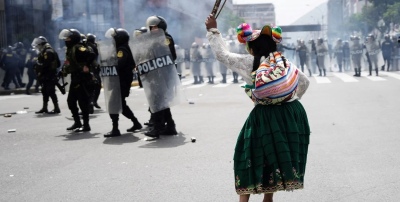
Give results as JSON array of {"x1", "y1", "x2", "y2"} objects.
[
  {"x1": 98, "y1": 39, "x2": 122, "y2": 114},
  {"x1": 130, "y1": 29, "x2": 181, "y2": 113}
]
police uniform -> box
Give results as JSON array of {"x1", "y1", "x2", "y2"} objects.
[
  {"x1": 35, "y1": 43, "x2": 61, "y2": 114},
  {"x1": 350, "y1": 37, "x2": 363, "y2": 77},
  {"x1": 190, "y1": 43, "x2": 202, "y2": 84},
  {"x1": 25, "y1": 49, "x2": 37, "y2": 94},
  {"x1": 144, "y1": 16, "x2": 178, "y2": 138},
  {"x1": 63, "y1": 41, "x2": 96, "y2": 131},
  {"x1": 316, "y1": 39, "x2": 328, "y2": 76},
  {"x1": 343, "y1": 41, "x2": 351, "y2": 71},
  {"x1": 0, "y1": 48, "x2": 20, "y2": 90},
  {"x1": 297, "y1": 41, "x2": 311, "y2": 76},
  {"x1": 365, "y1": 36, "x2": 380, "y2": 76},
  {"x1": 381, "y1": 37, "x2": 394, "y2": 71},
  {"x1": 86, "y1": 41, "x2": 102, "y2": 109},
  {"x1": 333, "y1": 40, "x2": 344, "y2": 72}
]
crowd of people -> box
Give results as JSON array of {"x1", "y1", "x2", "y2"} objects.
[{"x1": 290, "y1": 34, "x2": 400, "y2": 77}]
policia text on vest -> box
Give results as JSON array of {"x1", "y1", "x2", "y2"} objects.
[{"x1": 137, "y1": 55, "x2": 174, "y2": 75}]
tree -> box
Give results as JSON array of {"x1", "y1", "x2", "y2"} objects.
[
  {"x1": 217, "y1": 9, "x2": 244, "y2": 34},
  {"x1": 383, "y1": 2, "x2": 400, "y2": 24}
]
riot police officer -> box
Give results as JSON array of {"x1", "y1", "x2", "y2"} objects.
[
  {"x1": 365, "y1": 34, "x2": 380, "y2": 76},
  {"x1": 13, "y1": 42, "x2": 26, "y2": 87},
  {"x1": 350, "y1": 36, "x2": 363, "y2": 77},
  {"x1": 102, "y1": 28, "x2": 143, "y2": 137},
  {"x1": 202, "y1": 43, "x2": 215, "y2": 84},
  {"x1": 333, "y1": 39, "x2": 344, "y2": 72},
  {"x1": 1, "y1": 46, "x2": 21, "y2": 90},
  {"x1": 59, "y1": 29, "x2": 96, "y2": 132},
  {"x1": 86, "y1": 33, "x2": 102, "y2": 109},
  {"x1": 381, "y1": 34, "x2": 394, "y2": 71},
  {"x1": 316, "y1": 38, "x2": 328, "y2": 76},
  {"x1": 143, "y1": 15, "x2": 178, "y2": 138},
  {"x1": 190, "y1": 42, "x2": 202, "y2": 84},
  {"x1": 229, "y1": 41, "x2": 239, "y2": 83},
  {"x1": 25, "y1": 48, "x2": 37, "y2": 95},
  {"x1": 343, "y1": 41, "x2": 351, "y2": 71},
  {"x1": 31, "y1": 36, "x2": 61, "y2": 114},
  {"x1": 297, "y1": 39, "x2": 311, "y2": 76}
]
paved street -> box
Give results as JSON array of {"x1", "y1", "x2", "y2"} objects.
[{"x1": 1, "y1": 71, "x2": 400, "y2": 202}]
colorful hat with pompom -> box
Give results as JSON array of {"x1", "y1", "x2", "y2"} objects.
[{"x1": 236, "y1": 23, "x2": 282, "y2": 44}]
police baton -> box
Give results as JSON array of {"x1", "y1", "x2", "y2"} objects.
[{"x1": 211, "y1": 0, "x2": 227, "y2": 19}]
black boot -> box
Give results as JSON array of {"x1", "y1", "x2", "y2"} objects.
[
  {"x1": 35, "y1": 103, "x2": 48, "y2": 114},
  {"x1": 144, "y1": 128, "x2": 161, "y2": 138},
  {"x1": 127, "y1": 118, "x2": 143, "y2": 132},
  {"x1": 221, "y1": 74, "x2": 226, "y2": 83},
  {"x1": 318, "y1": 69, "x2": 322, "y2": 76},
  {"x1": 358, "y1": 68, "x2": 361, "y2": 77},
  {"x1": 104, "y1": 128, "x2": 121, "y2": 137},
  {"x1": 48, "y1": 102, "x2": 61, "y2": 114},
  {"x1": 105, "y1": 115, "x2": 121, "y2": 137},
  {"x1": 353, "y1": 69, "x2": 359, "y2": 77},
  {"x1": 75, "y1": 116, "x2": 90, "y2": 132},
  {"x1": 323, "y1": 69, "x2": 326, "y2": 77},
  {"x1": 381, "y1": 65, "x2": 385, "y2": 71},
  {"x1": 193, "y1": 76, "x2": 199, "y2": 84},
  {"x1": 93, "y1": 103, "x2": 101, "y2": 109},
  {"x1": 375, "y1": 68, "x2": 379, "y2": 76},
  {"x1": 199, "y1": 76, "x2": 204, "y2": 83},
  {"x1": 88, "y1": 103, "x2": 94, "y2": 114},
  {"x1": 144, "y1": 112, "x2": 154, "y2": 127},
  {"x1": 67, "y1": 116, "x2": 82, "y2": 131},
  {"x1": 162, "y1": 125, "x2": 178, "y2": 136}
]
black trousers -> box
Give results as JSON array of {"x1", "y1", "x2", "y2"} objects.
[
  {"x1": 109, "y1": 96, "x2": 137, "y2": 127},
  {"x1": 152, "y1": 108, "x2": 175, "y2": 130},
  {"x1": 68, "y1": 83, "x2": 90, "y2": 124},
  {"x1": 41, "y1": 80, "x2": 58, "y2": 104}
]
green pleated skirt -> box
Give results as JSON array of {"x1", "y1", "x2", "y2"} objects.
[{"x1": 234, "y1": 100, "x2": 310, "y2": 195}]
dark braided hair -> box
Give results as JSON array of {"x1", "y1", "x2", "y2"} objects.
[{"x1": 247, "y1": 34, "x2": 277, "y2": 72}]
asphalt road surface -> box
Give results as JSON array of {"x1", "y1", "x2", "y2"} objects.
[{"x1": 1, "y1": 71, "x2": 400, "y2": 202}]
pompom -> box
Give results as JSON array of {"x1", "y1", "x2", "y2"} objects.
[
  {"x1": 271, "y1": 27, "x2": 282, "y2": 43},
  {"x1": 236, "y1": 23, "x2": 254, "y2": 43}
]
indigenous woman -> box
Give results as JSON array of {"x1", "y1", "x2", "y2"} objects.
[{"x1": 205, "y1": 15, "x2": 311, "y2": 202}]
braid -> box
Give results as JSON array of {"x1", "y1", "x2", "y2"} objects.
[{"x1": 248, "y1": 35, "x2": 277, "y2": 72}]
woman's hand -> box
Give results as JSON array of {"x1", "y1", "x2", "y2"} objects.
[{"x1": 205, "y1": 14, "x2": 217, "y2": 30}]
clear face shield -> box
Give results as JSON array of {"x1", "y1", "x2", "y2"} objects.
[
  {"x1": 31, "y1": 38, "x2": 44, "y2": 52},
  {"x1": 105, "y1": 28, "x2": 117, "y2": 39}
]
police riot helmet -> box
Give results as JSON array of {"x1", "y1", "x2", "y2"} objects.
[
  {"x1": 86, "y1": 33, "x2": 96, "y2": 44},
  {"x1": 133, "y1": 27, "x2": 148, "y2": 36},
  {"x1": 367, "y1": 34, "x2": 375, "y2": 41},
  {"x1": 31, "y1": 36, "x2": 48, "y2": 51},
  {"x1": 59, "y1": 29, "x2": 81, "y2": 44},
  {"x1": 146, "y1": 15, "x2": 167, "y2": 31},
  {"x1": 384, "y1": 34, "x2": 390, "y2": 40},
  {"x1": 13, "y1": 42, "x2": 24, "y2": 50},
  {"x1": 191, "y1": 42, "x2": 198, "y2": 48},
  {"x1": 105, "y1": 28, "x2": 129, "y2": 45},
  {"x1": 80, "y1": 34, "x2": 87, "y2": 43},
  {"x1": 317, "y1": 37, "x2": 324, "y2": 44}
]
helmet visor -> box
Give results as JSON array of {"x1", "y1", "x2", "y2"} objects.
[
  {"x1": 58, "y1": 29, "x2": 72, "y2": 40},
  {"x1": 105, "y1": 28, "x2": 116, "y2": 39}
]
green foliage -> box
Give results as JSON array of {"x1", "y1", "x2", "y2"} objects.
[
  {"x1": 383, "y1": 2, "x2": 400, "y2": 23},
  {"x1": 217, "y1": 9, "x2": 244, "y2": 34},
  {"x1": 346, "y1": 1, "x2": 400, "y2": 35}
]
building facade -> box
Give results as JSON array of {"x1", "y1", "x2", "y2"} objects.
[{"x1": 232, "y1": 3, "x2": 275, "y2": 29}]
